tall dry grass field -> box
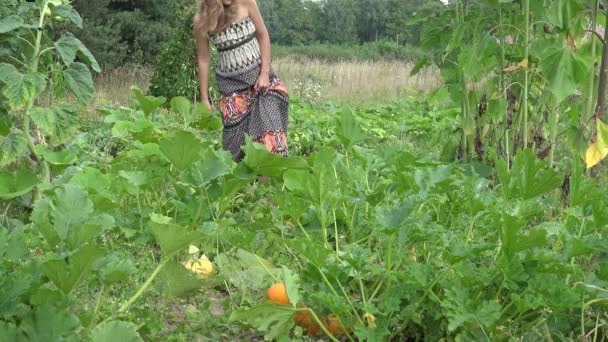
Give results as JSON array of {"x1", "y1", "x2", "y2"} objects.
[
  {"x1": 93, "y1": 59, "x2": 439, "y2": 105},
  {"x1": 93, "y1": 65, "x2": 151, "y2": 106},
  {"x1": 272, "y1": 57, "x2": 440, "y2": 104}
]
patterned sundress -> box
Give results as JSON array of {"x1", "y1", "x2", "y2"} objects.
[{"x1": 209, "y1": 16, "x2": 289, "y2": 161}]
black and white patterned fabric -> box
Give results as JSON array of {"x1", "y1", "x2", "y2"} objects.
[
  {"x1": 209, "y1": 16, "x2": 289, "y2": 161},
  {"x1": 209, "y1": 17, "x2": 261, "y2": 75}
]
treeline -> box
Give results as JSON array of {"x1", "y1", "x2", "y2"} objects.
[
  {"x1": 69, "y1": 0, "x2": 190, "y2": 68},
  {"x1": 260, "y1": 0, "x2": 443, "y2": 46},
  {"x1": 1, "y1": 0, "x2": 441, "y2": 69}
]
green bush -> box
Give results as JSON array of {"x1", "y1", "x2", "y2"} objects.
[
  {"x1": 69, "y1": 0, "x2": 184, "y2": 69},
  {"x1": 148, "y1": 15, "x2": 219, "y2": 104},
  {"x1": 272, "y1": 41, "x2": 426, "y2": 62},
  {"x1": 0, "y1": 0, "x2": 19, "y2": 18}
]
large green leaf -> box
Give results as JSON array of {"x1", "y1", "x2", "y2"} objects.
[
  {"x1": 158, "y1": 261, "x2": 204, "y2": 298},
  {"x1": 54, "y1": 33, "x2": 100, "y2": 72},
  {"x1": 442, "y1": 286, "x2": 501, "y2": 332},
  {"x1": 496, "y1": 149, "x2": 562, "y2": 200},
  {"x1": 96, "y1": 253, "x2": 137, "y2": 286},
  {"x1": 0, "y1": 15, "x2": 24, "y2": 33},
  {"x1": 0, "y1": 118, "x2": 9, "y2": 136},
  {"x1": 170, "y1": 96, "x2": 191, "y2": 118},
  {"x1": 243, "y1": 140, "x2": 308, "y2": 177},
  {"x1": 50, "y1": 4, "x2": 83, "y2": 29},
  {"x1": 31, "y1": 183, "x2": 114, "y2": 248},
  {"x1": 111, "y1": 119, "x2": 156, "y2": 143},
  {"x1": 192, "y1": 103, "x2": 222, "y2": 131},
  {"x1": 63, "y1": 62, "x2": 94, "y2": 105},
  {"x1": 0, "y1": 169, "x2": 40, "y2": 199},
  {"x1": 90, "y1": 321, "x2": 142, "y2": 342},
  {"x1": 0, "y1": 64, "x2": 46, "y2": 110},
  {"x1": 33, "y1": 145, "x2": 77, "y2": 165},
  {"x1": 69, "y1": 167, "x2": 111, "y2": 194},
  {"x1": 0, "y1": 322, "x2": 19, "y2": 341},
  {"x1": 18, "y1": 305, "x2": 81, "y2": 342},
  {"x1": 336, "y1": 109, "x2": 366, "y2": 149},
  {"x1": 131, "y1": 86, "x2": 165, "y2": 117},
  {"x1": 498, "y1": 213, "x2": 527, "y2": 259},
  {"x1": 67, "y1": 220, "x2": 112, "y2": 250},
  {"x1": 31, "y1": 104, "x2": 79, "y2": 146},
  {"x1": 31, "y1": 198, "x2": 61, "y2": 247},
  {"x1": 51, "y1": 184, "x2": 95, "y2": 240},
  {"x1": 229, "y1": 302, "x2": 295, "y2": 341},
  {"x1": 538, "y1": 46, "x2": 589, "y2": 104},
  {"x1": 42, "y1": 243, "x2": 105, "y2": 294},
  {"x1": 284, "y1": 238, "x2": 332, "y2": 268},
  {"x1": 282, "y1": 267, "x2": 300, "y2": 308},
  {"x1": 159, "y1": 130, "x2": 203, "y2": 171},
  {"x1": 149, "y1": 221, "x2": 205, "y2": 257},
  {"x1": 544, "y1": 0, "x2": 585, "y2": 31},
  {"x1": 0, "y1": 128, "x2": 28, "y2": 166},
  {"x1": 189, "y1": 147, "x2": 233, "y2": 185}
]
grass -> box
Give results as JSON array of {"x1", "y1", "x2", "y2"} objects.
[
  {"x1": 93, "y1": 64, "x2": 151, "y2": 106},
  {"x1": 272, "y1": 57, "x2": 440, "y2": 104},
  {"x1": 272, "y1": 42, "x2": 426, "y2": 62},
  {"x1": 93, "y1": 58, "x2": 439, "y2": 106}
]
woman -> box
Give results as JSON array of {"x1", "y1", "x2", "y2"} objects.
[{"x1": 194, "y1": 0, "x2": 289, "y2": 162}]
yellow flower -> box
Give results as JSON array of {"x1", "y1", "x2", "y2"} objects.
[{"x1": 363, "y1": 313, "x2": 376, "y2": 329}]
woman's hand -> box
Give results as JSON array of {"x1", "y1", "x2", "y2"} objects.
[
  {"x1": 255, "y1": 74, "x2": 271, "y2": 94},
  {"x1": 203, "y1": 99, "x2": 215, "y2": 112}
]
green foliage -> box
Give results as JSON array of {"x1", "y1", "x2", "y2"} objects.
[
  {"x1": 413, "y1": 0, "x2": 604, "y2": 168},
  {"x1": 90, "y1": 321, "x2": 142, "y2": 342},
  {"x1": 69, "y1": 0, "x2": 189, "y2": 68},
  {"x1": 148, "y1": 14, "x2": 219, "y2": 103},
  {"x1": 0, "y1": 0, "x2": 99, "y2": 193},
  {"x1": 272, "y1": 41, "x2": 426, "y2": 62},
  {"x1": 0, "y1": 170, "x2": 39, "y2": 199},
  {"x1": 3, "y1": 90, "x2": 608, "y2": 340},
  {"x1": 0, "y1": 64, "x2": 46, "y2": 111},
  {"x1": 229, "y1": 303, "x2": 295, "y2": 340},
  {"x1": 259, "y1": 0, "x2": 443, "y2": 45},
  {"x1": 0, "y1": 0, "x2": 19, "y2": 18}
]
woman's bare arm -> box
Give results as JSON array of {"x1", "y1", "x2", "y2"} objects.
[
  {"x1": 193, "y1": 14, "x2": 214, "y2": 108},
  {"x1": 247, "y1": 0, "x2": 271, "y2": 91}
]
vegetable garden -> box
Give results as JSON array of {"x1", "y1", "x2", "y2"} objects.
[{"x1": 1, "y1": 0, "x2": 608, "y2": 341}]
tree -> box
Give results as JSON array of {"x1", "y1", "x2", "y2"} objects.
[
  {"x1": 70, "y1": 0, "x2": 186, "y2": 68},
  {"x1": 319, "y1": 0, "x2": 358, "y2": 44}
]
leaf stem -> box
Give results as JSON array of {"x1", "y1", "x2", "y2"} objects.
[
  {"x1": 296, "y1": 219, "x2": 311, "y2": 241},
  {"x1": 522, "y1": 0, "x2": 530, "y2": 149},
  {"x1": 332, "y1": 210, "x2": 339, "y2": 255},
  {"x1": 119, "y1": 260, "x2": 167, "y2": 314},
  {"x1": 87, "y1": 284, "x2": 105, "y2": 331},
  {"x1": 307, "y1": 308, "x2": 340, "y2": 342},
  {"x1": 253, "y1": 253, "x2": 280, "y2": 283}
]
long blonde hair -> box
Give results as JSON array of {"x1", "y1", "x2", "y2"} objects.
[{"x1": 194, "y1": 0, "x2": 238, "y2": 34}]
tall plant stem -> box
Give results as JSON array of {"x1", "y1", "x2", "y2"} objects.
[
  {"x1": 595, "y1": 15, "x2": 608, "y2": 120},
  {"x1": 499, "y1": 8, "x2": 506, "y2": 96},
  {"x1": 548, "y1": 110, "x2": 559, "y2": 167},
  {"x1": 26, "y1": 1, "x2": 51, "y2": 197},
  {"x1": 461, "y1": 72, "x2": 469, "y2": 161},
  {"x1": 119, "y1": 260, "x2": 167, "y2": 314},
  {"x1": 586, "y1": 0, "x2": 599, "y2": 122},
  {"x1": 522, "y1": 0, "x2": 530, "y2": 150}
]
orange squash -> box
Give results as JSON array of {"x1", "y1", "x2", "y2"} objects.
[
  {"x1": 266, "y1": 283, "x2": 290, "y2": 305},
  {"x1": 293, "y1": 303, "x2": 320, "y2": 334},
  {"x1": 323, "y1": 316, "x2": 346, "y2": 336}
]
